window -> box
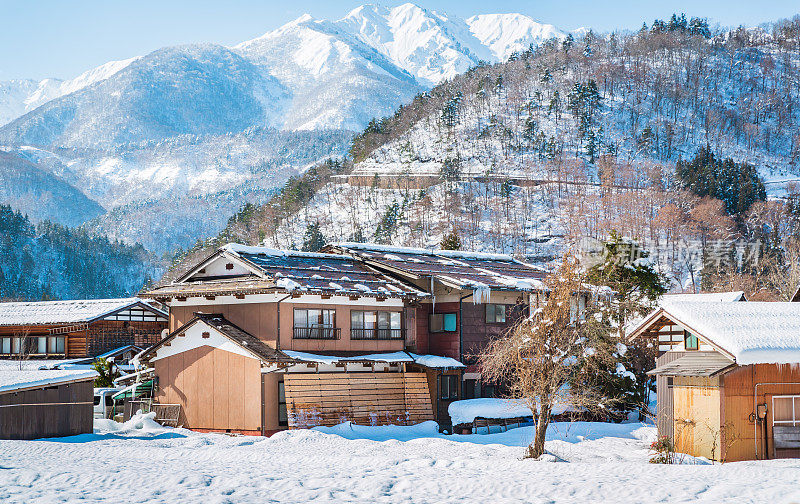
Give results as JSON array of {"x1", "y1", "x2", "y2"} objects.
[
  {"x1": 429, "y1": 313, "x2": 457, "y2": 333},
  {"x1": 464, "y1": 379, "x2": 477, "y2": 400},
  {"x1": 485, "y1": 304, "x2": 507, "y2": 324},
  {"x1": 351, "y1": 310, "x2": 402, "y2": 339},
  {"x1": 0, "y1": 337, "x2": 10, "y2": 354},
  {"x1": 278, "y1": 381, "x2": 288, "y2": 427},
  {"x1": 439, "y1": 374, "x2": 459, "y2": 400},
  {"x1": 47, "y1": 336, "x2": 65, "y2": 354},
  {"x1": 294, "y1": 309, "x2": 337, "y2": 339},
  {"x1": 684, "y1": 331, "x2": 699, "y2": 351},
  {"x1": 36, "y1": 337, "x2": 47, "y2": 354}
]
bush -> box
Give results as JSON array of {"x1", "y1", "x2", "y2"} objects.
[{"x1": 649, "y1": 436, "x2": 676, "y2": 464}]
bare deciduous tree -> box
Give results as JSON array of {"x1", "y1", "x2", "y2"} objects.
[{"x1": 480, "y1": 252, "x2": 616, "y2": 459}]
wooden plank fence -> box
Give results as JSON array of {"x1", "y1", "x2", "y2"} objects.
[{"x1": 284, "y1": 372, "x2": 433, "y2": 428}]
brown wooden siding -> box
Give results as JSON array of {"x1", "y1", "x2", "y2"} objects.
[
  {"x1": 86, "y1": 320, "x2": 165, "y2": 356},
  {"x1": 171, "y1": 301, "x2": 410, "y2": 353},
  {"x1": 460, "y1": 303, "x2": 522, "y2": 366},
  {"x1": 283, "y1": 372, "x2": 433, "y2": 428},
  {"x1": 153, "y1": 346, "x2": 261, "y2": 431},
  {"x1": 0, "y1": 380, "x2": 93, "y2": 439},
  {"x1": 170, "y1": 303, "x2": 278, "y2": 342},
  {"x1": 416, "y1": 302, "x2": 460, "y2": 360},
  {"x1": 720, "y1": 363, "x2": 800, "y2": 461}
]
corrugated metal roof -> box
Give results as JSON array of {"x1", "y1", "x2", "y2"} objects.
[
  {"x1": 0, "y1": 298, "x2": 162, "y2": 327},
  {"x1": 647, "y1": 352, "x2": 735, "y2": 377}
]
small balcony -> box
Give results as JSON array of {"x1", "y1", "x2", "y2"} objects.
[
  {"x1": 292, "y1": 326, "x2": 341, "y2": 340},
  {"x1": 350, "y1": 328, "x2": 405, "y2": 340}
]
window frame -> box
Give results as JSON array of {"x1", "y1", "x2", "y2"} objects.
[
  {"x1": 278, "y1": 380, "x2": 288, "y2": 427},
  {"x1": 485, "y1": 304, "x2": 507, "y2": 324},
  {"x1": 351, "y1": 310, "x2": 403, "y2": 339},
  {"x1": 684, "y1": 331, "x2": 699, "y2": 351},
  {"x1": 429, "y1": 312, "x2": 457, "y2": 333},
  {"x1": 439, "y1": 374, "x2": 459, "y2": 401}
]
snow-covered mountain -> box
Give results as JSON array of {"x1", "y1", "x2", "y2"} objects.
[
  {"x1": 0, "y1": 57, "x2": 139, "y2": 127},
  {"x1": 0, "y1": 4, "x2": 565, "y2": 135},
  {"x1": 0, "y1": 3, "x2": 567, "y2": 255}
]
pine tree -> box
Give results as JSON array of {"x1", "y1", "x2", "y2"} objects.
[
  {"x1": 440, "y1": 231, "x2": 462, "y2": 250},
  {"x1": 301, "y1": 222, "x2": 326, "y2": 252}
]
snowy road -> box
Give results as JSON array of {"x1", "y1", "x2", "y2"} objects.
[{"x1": 1, "y1": 417, "x2": 799, "y2": 503}]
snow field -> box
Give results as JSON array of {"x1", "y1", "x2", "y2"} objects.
[{"x1": 2, "y1": 414, "x2": 800, "y2": 503}]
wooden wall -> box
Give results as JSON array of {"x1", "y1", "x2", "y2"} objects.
[
  {"x1": 720, "y1": 363, "x2": 800, "y2": 461},
  {"x1": 169, "y1": 303, "x2": 278, "y2": 340},
  {"x1": 153, "y1": 346, "x2": 261, "y2": 431},
  {"x1": 86, "y1": 320, "x2": 166, "y2": 356},
  {"x1": 283, "y1": 372, "x2": 433, "y2": 428},
  {"x1": 278, "y1": 302, "x2": 406, "y2": 353},
  {"x1": 416, "y1": 302, "x2": 459, "y2": 360},
  {"x1": 0, "y1": 380, "x2": 93, "y2": 439},
  {"x1": 460, "y1": 303, "x2": 521, "y2": 366},
  {"x1": 672, "y1": 376, "x2": 721, "y2": 460}
]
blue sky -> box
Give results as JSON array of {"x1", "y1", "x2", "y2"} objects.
[{"x1": 1, "y1": 0, "x2": 797, "y2": 80}]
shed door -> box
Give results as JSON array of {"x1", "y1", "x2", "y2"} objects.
[{"x1": 772, "y1": 396, "x2": 800, "y2": 458}]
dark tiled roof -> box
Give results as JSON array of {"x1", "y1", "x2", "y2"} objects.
[
  {"x1": 329, "y1": 243, "x2": 547, "y2": 291},
  {"x1": 233, "y1": 249, "x2": 424, "y2": 298},
  {"x1": 647, "y1": 352, "x2": 735, "y2": 377}
]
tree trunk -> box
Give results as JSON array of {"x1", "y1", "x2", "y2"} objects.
[{"x1": 527, "y1": 404, "x2": 551, "y2": 458}]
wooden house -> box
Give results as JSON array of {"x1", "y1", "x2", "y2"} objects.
[
  {"x1": 324, "y1": 243, "x2": 553, "y2": 413},
  {"x1": 140, "y1": 244, "x2": 465, "y2": 434},
  {"x1": 630, "y1": 301, "x2": 800, "y2": 461},
  {"x1": 0, "y1": 368, "x2": 97, "y2": 439},
  {"x1": 0, "y1": 298, "x2": 168, "y2": 359}
]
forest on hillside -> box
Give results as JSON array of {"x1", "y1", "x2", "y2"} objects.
[
  {"x1": 0, "y1": 205, "x2": 161, "y2": 300},
  {"x1": 201, "y1": 15, "x2": 800, "y2": 300}
]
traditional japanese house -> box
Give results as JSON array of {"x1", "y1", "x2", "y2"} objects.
[
  {"x1": 139, "y1": 244, "x2": 465, "y2": 434},
  {"x1": 630, "y1": 301, "x2": 800, "y2": 461},
  {"x1": 0, "y1": 298, "x2": 168, "y2": 359},
  {"x1": 0, "y1": 368, "x2": 97, "y2": 439},
  {"x1": 323, "y1": 243, "x2": 552, "y2": 415}
]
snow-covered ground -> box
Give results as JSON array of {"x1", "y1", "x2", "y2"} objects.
[{"x1": 2, "y1": 414, "x2": 800, "y2": 503}]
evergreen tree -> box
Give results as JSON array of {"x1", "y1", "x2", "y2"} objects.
[
  {"x1": 676, "y1": 146, "x2": 767, "y2": 216},
  {"x1": 440, "y1": 231, "x2": 462, "y2": 250},
  {"x1": 301, "y1": 222, "x2": 326, "y2": 252},
  {"x1": 585, "y1": 232, "x2": 667, "y2": 417}
]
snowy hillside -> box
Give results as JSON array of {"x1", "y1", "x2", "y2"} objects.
[{"x1": 232, "y1": 20, "x2": 800, "y2": 293}]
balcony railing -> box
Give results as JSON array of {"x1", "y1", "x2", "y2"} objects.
[
  {"x1": 293, "y1": 326, "x2": 341, "y2": 340},
  {"x1": 350, "y1": 328, "x2": 405, "y2": 340}
]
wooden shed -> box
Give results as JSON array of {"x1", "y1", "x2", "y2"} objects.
[
  {"x1": 0, "y1": 368, "x2": 97, "y2": 439},
  {"x1": 631, "y1": 301, "x2": 800, "y2": 461}
]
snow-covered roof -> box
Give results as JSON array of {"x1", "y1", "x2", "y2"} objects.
[
  {"x1": 152, "y1": 243, "x2": 427, "y2": 300},
  {"x1": 280, "y1": 350, "x2": 465, "y2": 368},
  {"x1": 661, "y1": 291, "x2": 746, "y2": 304},
  {"x1": 0, "y1": 369, "x2": 98, "y2": 394},
  {"x1": 329, "y1": 242, "x2": 547, "y2": 293},
  {"x1": 655, "y1": 302, "x2": 800, "y2": 365},
  {"x1": 0, "y1": 298, "x2": 163, "y2": 326},
  {"x1": 625, "y1": 291, "x2": 747, "y2": 337}
]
